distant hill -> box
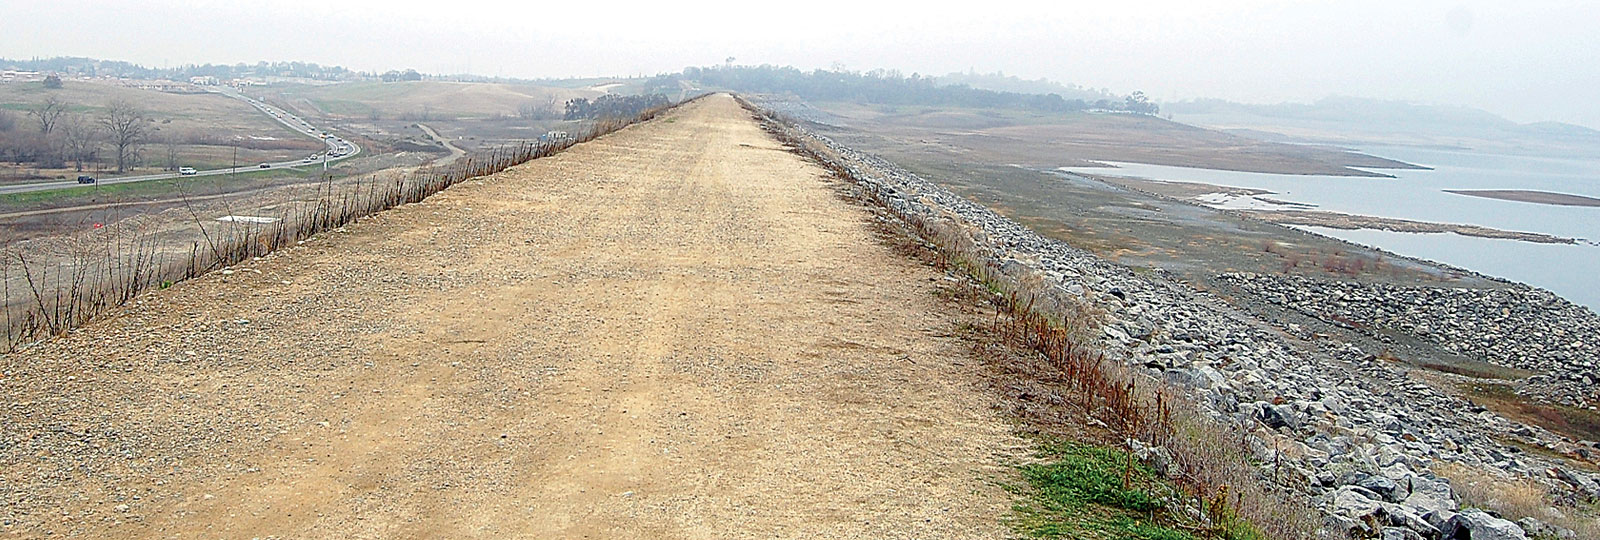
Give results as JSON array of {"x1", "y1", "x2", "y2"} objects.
[{"x1": 1166, "y1": 96, "x2": 1600, "y2": 156}]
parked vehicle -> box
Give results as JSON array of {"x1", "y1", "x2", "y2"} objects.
[{"x1": 76, "y1": 175, "x2": 95, "y2": 184}]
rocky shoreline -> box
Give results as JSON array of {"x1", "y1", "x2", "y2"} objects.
[
  {"x1": 753, "y1": 101, "x2": 1597, "y2": 539},
  {"x1": 1219, "y1": 273, "x2": 1600, "y2": 409}
]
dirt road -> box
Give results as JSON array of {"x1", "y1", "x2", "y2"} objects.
[{"x1": 1, "y1": 94, "x2": 1021, "y2": 538}]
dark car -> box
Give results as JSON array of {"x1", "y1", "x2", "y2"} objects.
[
  {"x1": 76, "y1": 175, "x2": 95, "y2": 184},
  {"x1": 259, "y1": 163, "x2": 271, "y2": 168}
]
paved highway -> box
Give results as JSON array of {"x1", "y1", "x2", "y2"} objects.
[{"x1": 0, "y1": 87, "x2": 362, "y2": 195}]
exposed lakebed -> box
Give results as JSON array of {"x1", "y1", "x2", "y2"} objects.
[{"x1": 1061, "y1": 145, "x2": 1600, "y2": 311}]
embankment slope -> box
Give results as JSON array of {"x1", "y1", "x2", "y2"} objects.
[{"x1": 0, "y1": 95, "x2": 1018, "y2": 538}]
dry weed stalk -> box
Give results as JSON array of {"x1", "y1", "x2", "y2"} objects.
[{"x1": 1, "y1": 95, "x2": 704, "y2": 352}]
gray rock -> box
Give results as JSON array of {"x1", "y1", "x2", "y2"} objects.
[
  {"x1": 1324, "y1": 513, "x2": 1369, "y2": 539},
  {"x1": 1402, "y1": 475, "x2": 1457, "y2": 515},
  {"x1": 1424, "y1": 509, "x2": 1457, "y2": 533},
  {"x1": 1515, "y1": 517, "x2": 1552, "y2": 538},
  {"x1": 1382, "y1": 527, "x2": 1424, "y2": 540},
  {"x1": 1445, "y1": 509, "x2": 1528, "y2": 540},
  {"x1": 1359, "y1": 475, "x2": 1402, "y2": 502},
  {"x1": 1261, "y1": 403, "x2": 1302, "y2": 432},
  {"x1": 1331, "y1": 486, "x2": 1383, "y2": 520},
  {"x1": 1555, "y1": 467, "x2": 1600, "y2": 500},
  {"x1": 1381, "y1": 502, "x2": 1438, "y2": 538}
]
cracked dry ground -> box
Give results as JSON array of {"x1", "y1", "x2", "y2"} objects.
[{"x1": 1, "y1": 95, "x2": 1025, "y2": 538}]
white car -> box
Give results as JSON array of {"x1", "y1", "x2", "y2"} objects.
[{"x1": 178, "y1": 167, "x2": 198, "y2": 175}]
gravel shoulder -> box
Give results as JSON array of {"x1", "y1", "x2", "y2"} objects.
[{"x1": 0, "y1": 95, "x2": 1020, "y2": 538}]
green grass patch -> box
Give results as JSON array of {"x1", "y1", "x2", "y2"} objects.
[
  {"x1": 1010, "y1": 439, "x2": 1271, "y2": 540},
  {"x1": 0, "y1": 168, "x2": 309, "y2": 206},
  {"x1": 1011, "y1": 440, "x2": 1194, "y2": 540}
]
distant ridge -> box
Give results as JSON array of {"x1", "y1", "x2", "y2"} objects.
[{"x1": 1165, "y1": 96, "x2": 1599, "y2": 139}]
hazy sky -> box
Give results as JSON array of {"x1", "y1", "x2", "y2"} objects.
[{"x1": 5, "y1": 0, "x2": 1598, "y2": 127}]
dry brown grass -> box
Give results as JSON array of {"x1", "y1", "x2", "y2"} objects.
[{"x1": 1434, "y1": 461, "x2": 1600, "y2": 538}]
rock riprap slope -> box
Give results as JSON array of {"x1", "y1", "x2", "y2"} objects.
[
  {"x1": 0, "y1": 95, "x2": 1020, "y2": 538},
  {"x1": 1219, "y1": 273, "x2": 1600, "y2": 407}
]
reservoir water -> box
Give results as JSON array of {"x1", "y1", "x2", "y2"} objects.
[{"x1": 1061, "y1": 145, "x2": 1600, "y2": 311}]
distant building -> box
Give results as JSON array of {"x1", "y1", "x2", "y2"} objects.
[
  {"x1": 190, "y1": 75, "x2": 220, "y2": 86},
  {"x1": 0, "y1": 70, "x2": 44, "y2": 82},
  {"x1": 121, "y1": 79, "x2": 206, "y2": 94}
]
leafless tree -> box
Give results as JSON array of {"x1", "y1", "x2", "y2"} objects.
[
  {"x1": 59, "y1": 114, "x2": 101, "y2": 172},
  {"x1": 164, "y1": 136, "x2": 182, "y2": 172},
  {"x1": 517, "y1": 102, "x2": 539, "y2": 120},
  {"x1": 100, "y1": 100, "x2": 151, "y2": 173},
  {"x1": 28, "y1": 96, "x2": 68, "y2": 137},
  {"x1": 517, "y1": 96, "x2": 562, "y2": 120}
]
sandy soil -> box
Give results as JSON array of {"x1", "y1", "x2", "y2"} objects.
[
  {"x1": 1239, "y1": 209, "x2": 1584, "y2": 245},
  {"x1": 0, "y1": 95, "x2": 1021, "y2": 538}
]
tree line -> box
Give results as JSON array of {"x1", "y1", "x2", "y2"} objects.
[
  {"x1": 2, "y1": 57, "x2": 361, "y2": 82},
  {"x1": 651, "y1": 65, "x2": 1158, "y2": 115},
  {"x1": 0, "y1": 95, "x2": 154, "y2": 175},
  {"x1": 563, "y1": 94, "x2": 671, "y2": 121}
]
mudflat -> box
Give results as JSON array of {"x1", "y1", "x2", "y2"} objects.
[
  {"x1": 1445, "y1": 189, "x2": 1600, "y2": 207},
  {"x1": 0, "y1": 95, "x2": 1019, "y2": 538}
]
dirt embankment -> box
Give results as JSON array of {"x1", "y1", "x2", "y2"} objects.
[{"x1": 0, "y1": 95, "x2": 1021, "y2": 538}]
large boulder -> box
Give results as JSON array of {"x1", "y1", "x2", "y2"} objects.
[
  {"x1": 1402, "y1": 474, "x2": 1458, "y2": 515},
  {"x1": 1444, "y1": 509, "x2": 1527, "y2": 540},
  {"x1": 1380, "y1": 502, "x2": 1439, "y2": 538},
  {"x1": 1331, "y1": 486, "x2": 1383, "y2": 520},
  {"x1": 1260, "y1": 402, "x2": 1303, "y2": 431},
  {"x1": 1358, "y1": 474, "x2": 1403, "y2": 502}
]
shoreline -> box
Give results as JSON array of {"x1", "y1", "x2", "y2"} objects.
[{"x1": 1091, "y1": 174, "x2": 1590, "y2": 245}]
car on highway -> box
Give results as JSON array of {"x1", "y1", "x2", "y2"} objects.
[
  {"x1": 76, "y1": 175, "x2": 95, "y2": 184},
  {"x1": 259, "y1": 163, "x2": 271, "y2": 168},
  {"x1": 179, "y1": 167, "x2": 198, "y2": 175}
]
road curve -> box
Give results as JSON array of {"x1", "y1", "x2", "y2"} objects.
[{"x1": 416, "y1": 123, "x2": 466, "y2": 166}]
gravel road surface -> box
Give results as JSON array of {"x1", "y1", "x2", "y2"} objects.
[{"x1": 0, "y1": 95, "x2": 1020, "y2": 538}]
